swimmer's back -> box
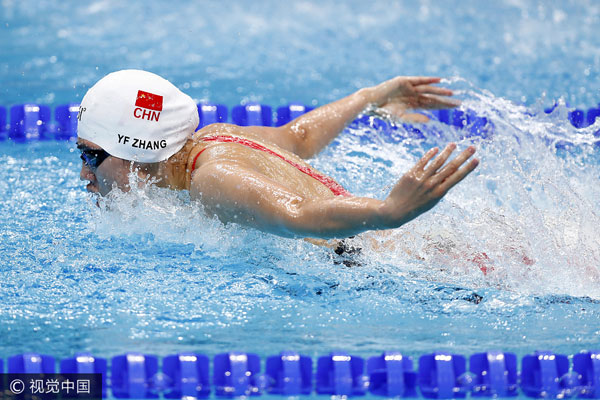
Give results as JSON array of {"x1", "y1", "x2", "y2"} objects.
[{"x1": 186, "y1": 123, "x2": 347, "y2": 199}]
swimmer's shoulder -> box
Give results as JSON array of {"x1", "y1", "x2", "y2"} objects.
[
  {"x1": 192, "y1": 123, "x2": 263, "y2": 142},
  {"x1": 190, "y1": 124, "x2": 292, "y2": 159},
  {"x1": 194, "y1": 123, "x2": 298, "y2": 156},
  {"x1": 185, "y1": 124, "x2": 261, "y2": 187}
]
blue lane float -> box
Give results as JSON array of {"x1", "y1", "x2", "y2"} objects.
[
  {"x1": 213, "y1": 352, "x2": 261, "y2": 397},
  {"x1": 588, "y1": 107, "x2": 600, "y2": 127},
  {"x1": 573, "y1": 351, "x2": 600, "y2": 398},
  {"x1": 1, "y1": 350, "x2": 600, "y2": 398},
  {"x1": 0, "y1": 106, "x2": 7, "y2": 140},
  {"x1": 275, "y1": 103, "x2": 314, "y2": 126},
  {"x1": 9, "y1": 104, "x2": 52, "y2": 141},
  {"x1": 264, "y1": 351, "x2": 312, "y2": 395},
  {"x1": 54, "y1": 103, "x2": 80, "y2": 140},
  {"x1": 315, "y1": 351, "x2": 368, "y2": 396},
  {"x1": 469, "y1": 351, "x2": 518, "y2": 397},
  {"x1": 367, "y1": 351, "x2": 418, "y2": 397},
  {"x1": 568, "y1": 106, "x2": 600, "y2": 129},
  {"x1": 521, "y1": 351, "x2": 571, "y2": 398},
  {"x1": 231, "y1": 103, "x2": 272, "y2": 127},
  {"x1": 570, "y1": 109, "x2": 586, "y2": 129},
  {"x1": 162, "y1": 352, "x2": 210, "y2": 399},
  {"x1": 8, "y1": 353, "x2": 56, "y2": 373},
  {"x1": 197, "y1": 103, "x2": 228, "y2": 130},
  {"x1": 111, "y1": 353, "x2": 160, "y2": 399},
  {"x1": 350, "y1": 114, "x2": 389, "y2": 132},
  {"x1": 418, "y1": 352, "x2": 468, "y2": 398},
  {"x1": 1, "y1": 101, "x2": 599, "y2": 144},
  {"x1": 430, "y1": 109, "x2": 493, "y2": 139},
  {"x1": 60, "y1": 352, "x2": 108, "y2": 398}
]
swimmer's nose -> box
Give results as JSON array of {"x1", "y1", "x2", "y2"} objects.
[{"x1": 80, "y1": 161, "x2": 96, "y2": 182}]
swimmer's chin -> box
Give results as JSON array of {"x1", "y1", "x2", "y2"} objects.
[
  {"x1": 86, "y1": 183, "x2": 99, "y2": 194},
  {"x1": 83, "y1": 184, "x2": 101, "y2": 207}
]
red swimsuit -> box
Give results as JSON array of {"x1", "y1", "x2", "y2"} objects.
[{"x1": 190, "y1": 135, "x2": 351, "y2": 197}]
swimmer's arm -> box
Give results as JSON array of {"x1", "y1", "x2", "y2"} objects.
[
  {"x1": 190, "y1": 144, "x2": 478, "y2": 238},
  {"x1": 190, "y1": 161, "x2": 386, "y2": 238},
  {"x1": 261, "y1": 76, "x2": 458, "y2": 159}
]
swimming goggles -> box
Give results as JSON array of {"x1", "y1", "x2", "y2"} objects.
[{"x1": 78, "y1": 144, "x2": 111, "y2": 170}]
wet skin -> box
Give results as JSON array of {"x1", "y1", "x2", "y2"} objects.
[
  {"x1": 78, "y1": 139, "x2": 137, "y2": 196},
  {"x1": 78, "y1": 75, "x2": 479, "y2": 239}
]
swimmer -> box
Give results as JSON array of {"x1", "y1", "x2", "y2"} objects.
[{"x1": 77, "y1": 70, "x2": 478, "y2": 241}]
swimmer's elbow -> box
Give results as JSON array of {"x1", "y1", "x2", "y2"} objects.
[
  {"x1": 276, "y1": 198, "x2": 314, "y2": 237},
  {"x1": 281, "y1": 123, "x2": 317, "y2": 159},
  {"x1": 289, "y1": 200, "x2": 345, "y2": 239}
]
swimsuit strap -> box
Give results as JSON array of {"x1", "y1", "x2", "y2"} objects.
[{"x1": 190, "y1": 135, "x2": 351, "y2": 197}]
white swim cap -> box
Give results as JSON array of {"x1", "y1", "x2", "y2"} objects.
[{"x1": 77, "y1": 69, "x2": 199, "y2": 163}]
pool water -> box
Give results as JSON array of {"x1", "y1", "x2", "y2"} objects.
[{"x1": 1, "y1": 0, "x2": 599, "y2": 396}]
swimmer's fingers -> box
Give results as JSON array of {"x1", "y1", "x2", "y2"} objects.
[
  {"x1": 382, "y1": 103, "x2": 430, "y2": 122},
  {"x1": 405, "y1": 76, "x2": 442, "y2": 86},
  {"x1": 431, "y1": 146, "x2": 477, "y2": 188},
  {"x1": 437, "y1": 157, "x2": 479, "y2": 194},
  {"x1": 414, "y1": 85, "x2": 454, "y2": 97},
  {"x1": 401, "y1": 112, "x2": 430, "y2": 123},
  {"x1": 417, "y1": 94, "x2": 461, "y2": 109},
  {"x1": 423, "y1": 143, "x2": 456, "y2": 177},
  {"x1": 413, "y1": 146, "x2": 439, "y2": 172}
]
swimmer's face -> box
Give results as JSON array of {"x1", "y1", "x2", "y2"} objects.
[{"x1": 77, "y1": 138, "x2": 132, "y2": 196}]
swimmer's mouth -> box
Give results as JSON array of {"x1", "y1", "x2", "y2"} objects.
[{"x1": 86, "y1": 182, "x2": 99, "y2": 194}]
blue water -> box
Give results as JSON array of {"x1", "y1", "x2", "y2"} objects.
[{"x1": 1, "y1": 0, "x2": 600, "y2": 397}]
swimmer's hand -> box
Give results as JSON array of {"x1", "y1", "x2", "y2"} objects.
[
  {"x1": 378, "y1": 143, "x2": 478, "y2": 228},
  {"x1": 365, "y1": 76, "x2": 459, "y2": 123}
]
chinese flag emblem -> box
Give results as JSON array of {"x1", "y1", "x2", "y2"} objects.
[{"x1": 135, "y1": 90, "x2": 163, "y2": 111}]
